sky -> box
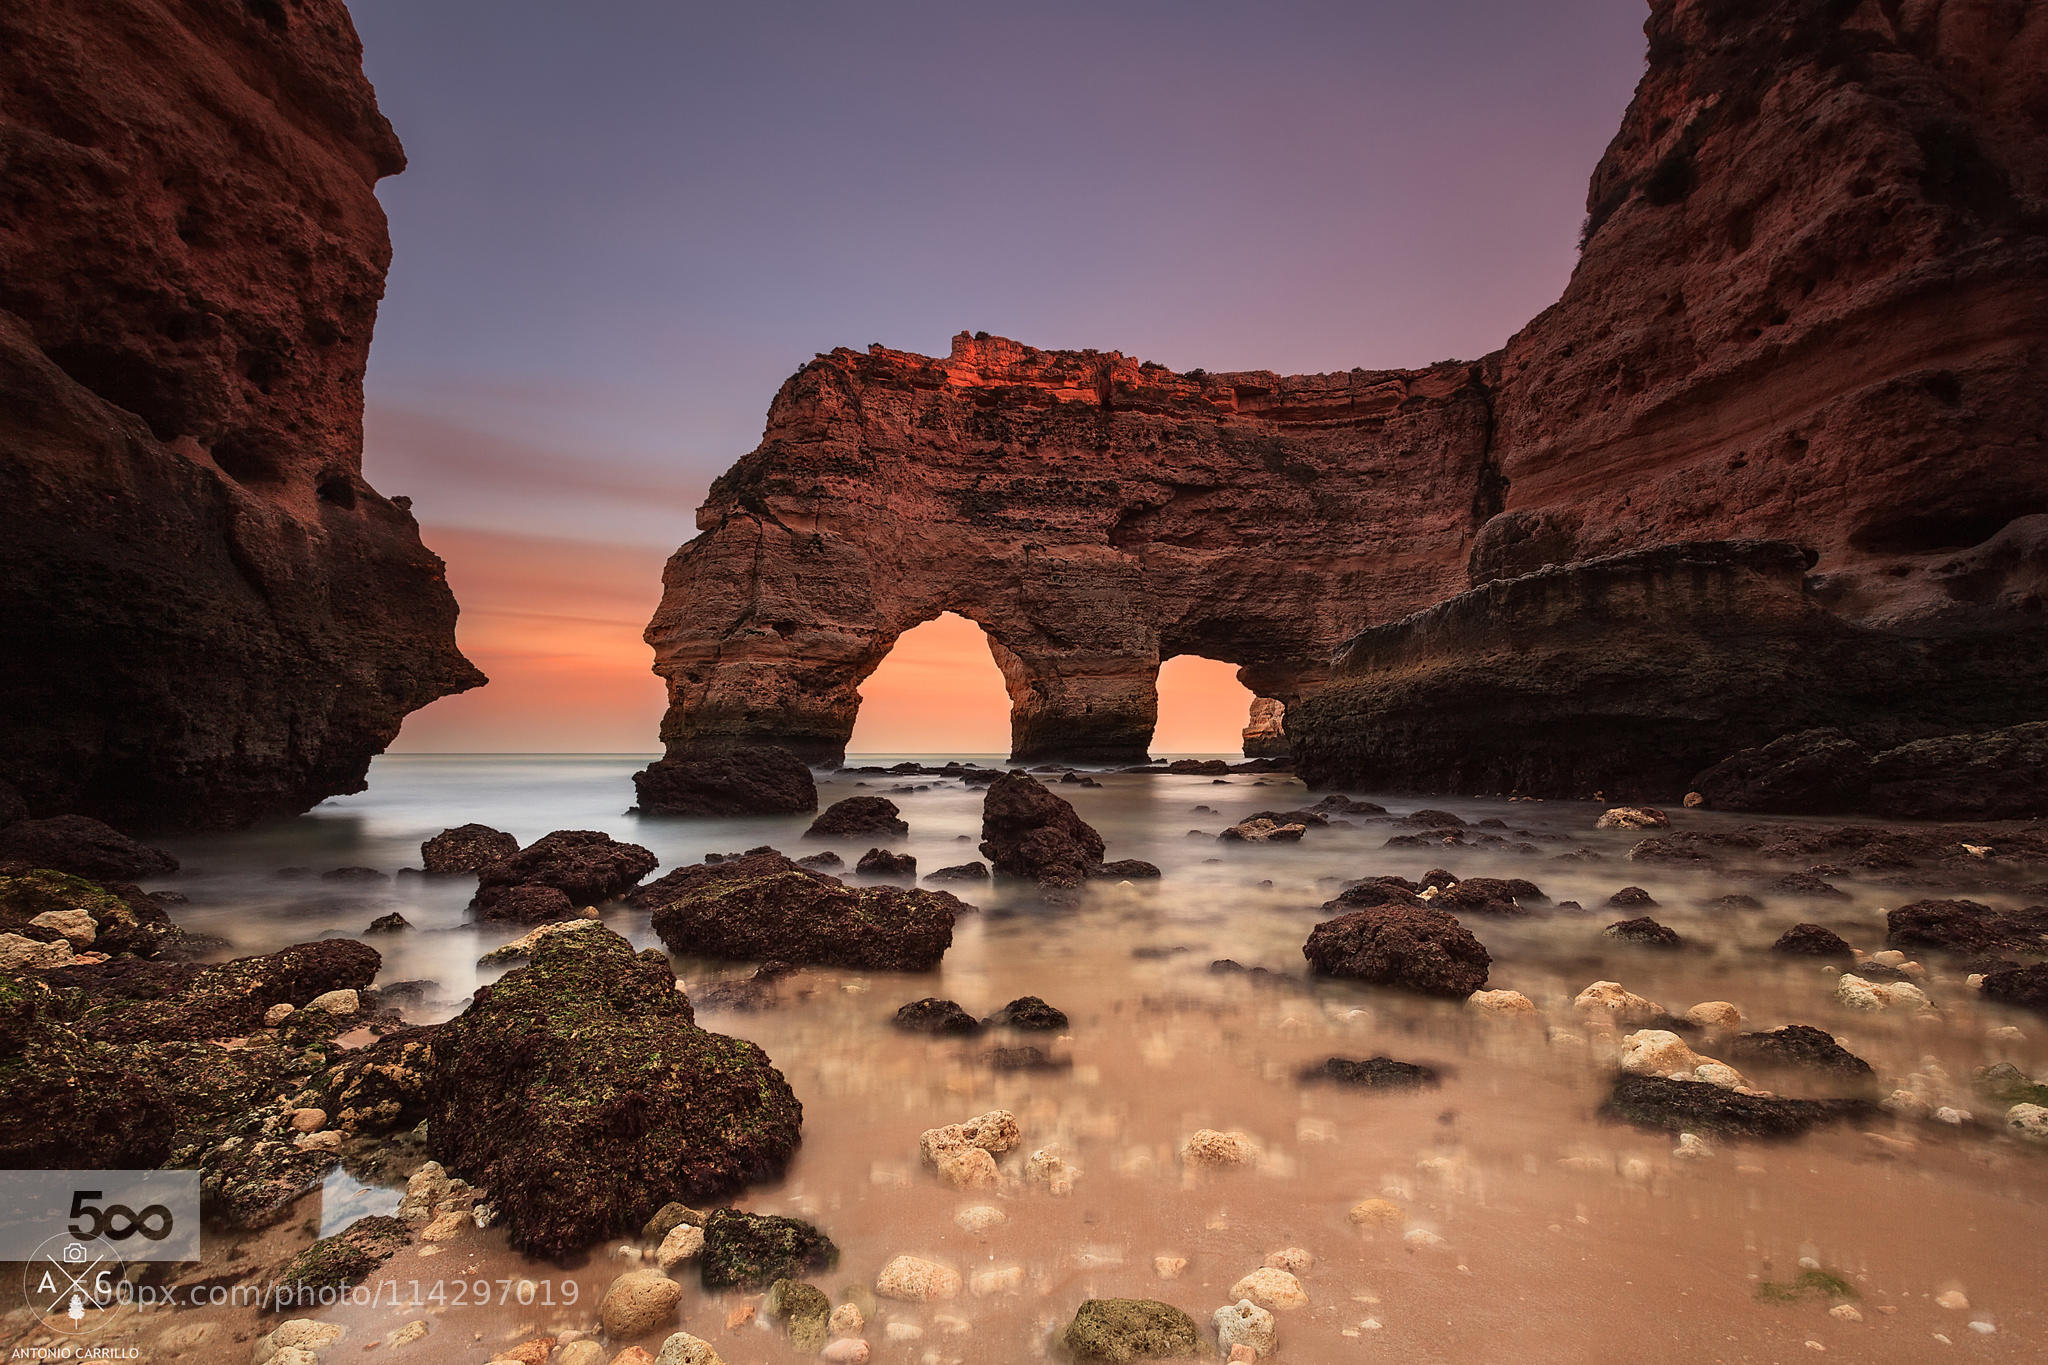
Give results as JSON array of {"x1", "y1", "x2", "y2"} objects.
[{"x1": 352, "y1": 0, "x2": 1649, "y2": 754}]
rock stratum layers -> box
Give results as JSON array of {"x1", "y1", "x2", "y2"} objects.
[
  {"x1": 0, "y1": 0, "x2": 479, "y2": 827},
  {"x1": 648, "y1": 0, "x2": 2047, "y2": 796}
]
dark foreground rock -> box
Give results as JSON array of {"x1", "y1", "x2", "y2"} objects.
[
  {"x1": 1299, "y1": 1056, "x2": 1440, "y2": 1089},
  {"x1": 1693, "y1": 723, "x2": 2048, "y2": 820},
  {"x1": 855, "y1": 848, "x2": 916, "y2": 878},
  {"x1": 420, "y1": 824, "x2": 519, "y2": 874},
  {"x1": 0, "y1": 865, "x2": 182, "y2": 957},
  {"x1": 1599, "y1": 1074, "x2": 1872, "y2": 1139},
  {"x1": 925, "y1": 861, "x2": 988, "y2": 882},
  {"x1": 893, "y1": 998, "x2": 981, "y2": 1035},
  {"x1": 1090, "y1": 858, "x2": 1162, "y2": 879},
  {"x1": 471, "y1": 884, "x2": 577, "y2": 924},
  {"x1": 637, "y1": 850, "x2": 959, "y2": 971},
  {"x1": 979, "y1": 772, "x2": 1106, "y2": 889},
  {"x1": 700, "y1": 1208, "x2": 838, "y2": 1291},
  {"x1": 806, "y1": 796, "x2": 908, "y2": 839},
  {"x1": 1303, "y1": 905, "x2": 1490, "y2": 997},
  {"x1": 1725, "y1": 1025, "x2": 1874, "y2": 1079},
  {"x1": 474, "y1": 830, "x2": 658, "y2": 907},
  {"x1": 1771, "y1": 923, "x2": 1856, "y2": 958},
  {"x1": 1605, "y1": 917, "x2": 1683, "y2": 949},
  {"x1": 1982, "y1": 964, "x2": 2048, "y2": 1017},
  {"x1": 46, "y1": 939, "x2": 381, "y2": 1043},
  {"x1": 269, "y1": 1215, "x2": 410, "y2": 1311},
  {"x1": 0, "y1": 816, "x2": 177, "y2": 880},
  {"x1": 425, "y1": 927, "x2": 802, "y2": 1257},
  {"x1": 983, "y1": 996, "x2": 1068, "y2": 1031},
  {"x1": 1062, "y1": 1298, "x2": 1202, "y2": 1363},
  {"x1": 633, "y1": 745, "x2": 818, "y2": 816},
  {"x1": 1887, "y1": 899, "x2": 2048, "y2": 955}
]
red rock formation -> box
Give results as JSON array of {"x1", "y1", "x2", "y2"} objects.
[
  {"x1": 647, "y1": 337, "x2": 1494, "y2": 763},
  {"x1": 647, "y1": 0, "x2": 2047, "y2": 787},
  {"x1": 0, "y1": 0, "x2": 480, "y2": 826}
]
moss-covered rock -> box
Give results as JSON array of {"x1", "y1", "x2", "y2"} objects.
[
  {"x1": 425, "y1": 928, "x2": 803, "y2": 1257},
  {"x1": 764, "y1": 1278, "x2": 831, "y2": 1352},
  {"x1": 0, "y1": 1005, "x2": 177, "y2": 1167},
  {"x1": 0, "y1": 864, "x2": 180, "y2": 957},
  {"x1": 1061, "y1": 1298, "x2": 1203, "y2": 1362},
  {"x1": 49, "y1": 939, "x2": 381, "y2": 1043},
  {"x1": 300, "y1": 1027, "x2": 439, "y2": 1136},
  {"x1": 637, "y1": 850, "x2": 959, "y2": 971},
  {"x1": 700, "y1": 1208, "x2": 838, "y2": 1291},
  {"x1": 270, "y1": 1215, "x2": 410, "y2": 1310}
]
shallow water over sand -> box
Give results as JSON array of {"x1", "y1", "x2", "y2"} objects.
[{"x1": 41, "y1": 756, "x2": 2048, "y2": 1361}]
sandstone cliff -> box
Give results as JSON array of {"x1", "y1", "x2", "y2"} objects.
[
  {"x1": 0, "y1": 0, "x2": 480, "y2": 826},
  {"x1": 648, "y1": 0, "x2": 2048, "y2": 791}
]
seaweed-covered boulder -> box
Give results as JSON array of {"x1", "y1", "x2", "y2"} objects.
[
  {"x1": 269, "y1": 1215, "x2": 410, "y2": 1311},
  {"x1": 0, "y1": 815, "x2": 177, "y2": 880},
  {"x1": 1887, "y1": 899, "x2": 2045, "y2": 955},
  {"x1": 854, "y1": 848, "x2": 916, "y2": 878},
  {"x1": 633, "y1": 745, "x2": 818, "y2": 817},
  {"x1": 892, "y1": 998, "x2": 982, "y2": 1035},
  {"x1": 1598, "y1": 1073, "x2": 1871, "y2": 1138},
  {"x1": 1434, "y1": 877, "x2": 1541, "y2": 916},
  {"x1": 1982, "y1": 964, "x2": 2048, "y2": 1017},
  {"x1": 806, "y1": 797, "x2": 907, "y2": 839},
  {"x1": 0, "y1": 978, "x2": 177, "y2": 1167},
  {"x1": 425, "y1": 928, "x2": 802, "y2": 1257},
  {"x1": 978, "y1": 772, "x2": 1105, "y2": 888},
  {"x1": 1062, "y1": 1298, "x2": 1202, "y2": 1363},
  {"x1": 1771, "y1": 923, "x2": 1854, "y2": 958},
  {"x1": 0, "y1": 865, "x2": 180, "y2": 957},
  {"x1": 1323, "y1": 877, "x2": 1429, "y2": 912},
  {"x1": 472, "y1": 883, "x2": 578, "y2": 924},
  {"x1": 421, "y1": 823, "x2": 519, "y2": 874},
  {"x1": 1303, "y1": 905, "x2": 1490, "y2": 997},
  {"x1": 637, "y1": 850, "x2": 959, "y2": 971},
  {"x1": 1090, "y1": 858, "x2": 1162, "y2": 879},
  {"x1": 699, "y1": 1208, "x2": 838, "y2": 1291},
  {"x1": 925, "y1": 861, "x2": 988, "y2": 882},
  {"x1": 1725, "y1": 1025, "x2": 1874, "y2": 1078},
  {"x1": 301, "y1": 1028, "x2": 441, "y2": 1136},
  {"x1": 46, "y1": 939, "x2": 381, "y2": 1043},
  {"x1": 474, "y1": 830, "x2": 657, "y2": 907},
  {"x1": 1299, "y1": 1056, "x2": 1440, "y2": 1089},
  {"x1": 1604, "y1": 917, "x2": 1683, "y2": 948},
  {"x1": 983, "y1": 996, "x2": 1068, "y2": 1031}
]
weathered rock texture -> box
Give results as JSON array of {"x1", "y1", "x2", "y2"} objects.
[
  {"x1": 645, "y1": 0, "x2": 2048, "y2": 794},
  {"x1": 0, "y1": 0, "x2": 479, "y2": 827}
]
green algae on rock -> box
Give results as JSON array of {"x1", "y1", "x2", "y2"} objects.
[
  {"x1": 271, "y1": 1215, "x2": 411, "y2": 1309},
  {"x1": 699, "y1": 1209, "x2": 838, "y2": 1291},
  {"x1": 1061, "y1": 1298, "x2": 1203, "y2": 1362},
  {"x1": 425, "y1": 928, "x2": 803, "y2": 1257}
]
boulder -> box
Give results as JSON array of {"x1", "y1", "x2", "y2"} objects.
[
  {"x1": 1432, "y1": 877, "x2": 1541, "y2": 916},
  {"x1": 1062, "y1": 1299, "x2": 1202, "y2": 1363},
  {"x1": 1982, "y1": 964, "x2": 2048, "y2": 1017},
  {"x1": 473, "y1": 830, "x2": 657, "y2": 907},
  {"x1": 424, "y1": 928, "x2": 802, "y2": 1257},
  {"x1": 1771, "y1": 923, "x2": 1854, "y2": 958},
  {"x1": 364, "y1": 912, "x2": 412, "y2": 935},
  {"x1": 806, "y1": 797, "x2": 907, "y2": 839},
  {"x1": 471, "y1": 884, "x2": 577, "y2": 924},
  {"x1": 1608, "y1": 886, "x2": 1657, "y2": 908},
  {"x1": 854, "y1": 848, "x2": 916, "y2": 878},
  {"x1": 892, "y1": 999, "x2": 981, "y2": 1035},
  {"x1": 1887, "y1": 899, "x2": 2045, "y2": 955},
  {"x1": 1298, "y1": 1056, "x2": 1440, "y2": 1089},
  {"x1": 637, "y1": 850, "x2": 958, "y2": 971},
  {"x1": 0, "y1": 815, "x2": 177, "y2": 880},
  {"x1": 1695, "y1": 724, "x2": 2048, "y2": 820},
  {"x1": 1599, "y1": 1074, "x2": 1872, "y2": 1139},
  {"x1": 1725, "y1": 1025, "x2": 1874, "y2": 1078},
  {"x1": 1302, "y1": 905, "x2": 1490, "y2": 997},
  {"x1": 1218, "y1": 818, "x2": 1306, "y2": 843},
  {"x1": 925, "y1": 861, "x2": 989, "y2": 882},
  {"x1": 600, "y1": 1269, "x2": 683, "y2": 1339},
  {"x1": 982, "y1": 996, "x2": 1068, "y2": 1031},
  {"x1": 269, "y1": 1216, "x2": 410, "y2": 1311},
  {"x1": 0, "y1": 866, "x2": 179, "y2": 958},
  {"x1": 699, "y1": 1208, "x2": 838, "y2": 1291},
  {"x1": 420, "y1": 824, "x2": 519, "y2": 874},
  {"x1": 1597, "y1": 806, "x2": 1669, "y2": 830},
  {"x1": 764, "y1": 1279, "x2": 831, "y2": 1351},
  {"x1": 1604, "y1": 917, "x2": 1683, "y2": 948},
  {"x1": 978, "y1": 772, "x2": 1105, "y2": 888},
  {"x1": 43, "y1": 939, "x2": 380, "y2": 1043},
  {"x1": 632, "y1": 746, "x2": 818, "y2": 817},
  {"x1": 1090, "y1": 858, "x2": 1162, "y2": 879},
  {"x1": 1689, "y1": 730, "x2": 1875, "y2": 813}
]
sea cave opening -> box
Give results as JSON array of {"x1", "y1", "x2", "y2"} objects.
[
  {"x1": 846, "y1": 612, "x2": 1012, "y2": 758},
  {"x1": 1152, "y1": 654, "x2": 1255, "y2": 757}
]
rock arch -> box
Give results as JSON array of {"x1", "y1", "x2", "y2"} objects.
[{"x1": 644, "y1": 336, "x2": 1497, "y2": 765}]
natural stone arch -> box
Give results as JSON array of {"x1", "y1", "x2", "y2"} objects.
[{"x1": 644, "y1": 333, "x2": 1497, "y2": 766}]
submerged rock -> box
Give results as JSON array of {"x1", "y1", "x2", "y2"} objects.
[
  {"x1": 806, "y1": 797, "x2": 907, "y2": 839},
  {"x1": 1597, "y1": 806, "x2": 1669, "y2": 830},
  {"x1": 892, "y1": 998, "x2": 982, "y2": 1035},
  {"x1": 1090, "y1": 858, "x2": 1162, "y2": 879},
  {"x1": 46, "y1": 939, "x2": 381, "y2": 1043},
  {"x1": 0, "y1": 865, "x2": 181, "y2": 957},
  {"x1": 1604, "y1": 916, "x2": 1683, "y2": 948},
  {"x1": 1299, "y1": 1055, "x2": 1440, "y2": 1089},
  {"x1": 1982, "y1": 964, "x2": 2048, "y2": 1017},
  {"x1": 1062, "y1": 1298, "x2": 1202, "y2": 1363},
  {"x1": 0, "y1": 815, "x2": 177, "y2": 880},
  {"x1": 425, "y1": 928, "x2": 802, "y2": 1257},
  {"x1": 473, "y1": 829, "x2": 657, "y2": 907},
  {"x1": 1772, "y1": 923, "x2": 1855, "y2": 958},
  {"x1": 854, "y1": 848, "x2": 916, "y2": 878},
  {"x1": 925, "y1": 861, "x2": 988, "y2": 882},
  {"x1": 983, "y1": 996, "x2": 1068, "y2": 1031},
  {"x1": 1219, "y1": 818, "x2": 1306, "y2": 843},
  {"x1": 632, "y1": 745, "x2": 818, "y2": 816},
  {"x1": 1599, "y1": 1073, "x2": 1872, "y2": 1139},
  {"x1": 699, "y1": 1208, "x2": 838, "y2": 1291},
  {"x1": 1303, "y1": 905, "x2": 1490, "y2": 997},
  {"x1": 472, "y1": 883, "x2": 577, "y2": 924},
  {"x1": 1887, "y1": 899, "x2": 2047, "y2": 955},
  {"x1": 638, "y1": 850, "x2": 959, "y2": 971},
  {"x1": 269, "y1": 1215, "x2": 410, "y2": 1311},
  {"x1": 978, "y1": 772, "x2": 1106, "y2": 889},
  {"x1": 420, "y1": 823, "x2": 519, "y2": 874},
  {"x1": 1726, "y1": 1024, "x2": 1875, "y2": 1078}
]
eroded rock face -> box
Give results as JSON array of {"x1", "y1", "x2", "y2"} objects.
[
  {"x1": 0, "y1": 0, "x2": 481, "y2": 828},
  {"x1": 642, "y1": 0, "x2": 2048, "y2": 800}
]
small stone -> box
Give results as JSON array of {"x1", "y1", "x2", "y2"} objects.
[
  {"x1": 1153, "y1": 1255, "x2": 1188, "y2": 1279},
  {"x1": 655, "y1": 1222, "x2": 704, "y2": 1271},
  {"x1": 1348, "y1": 1198, "x2": 1404, "y2": 1229},
  {"x1": 1936, "y1": 1290, "x2": 1970, "y2": 1310},
  {"x1": 288, "y1": 1107, "x2": 327, "y2": 1133},
  {"x1": 1829, "y1": 1305, "x2": 1863, "y2": 1323},
  {"x1": 1180, "y1": 1129, "x2": 1260, "y2": 1167},
  {"x1": 1404, "y1": 1227, "x2": 1448, "y2": 1250},
  {"x1": 1213, "y1": 1298, "x2": 1277, "y2": 1357},
  {"x1": 1263, "y1": 1247, "x2": 1314, "y2": 1273},
  {"x1": 764, "y1": 1279, "x2": 831, "y2": 1353},
  {"x1": 1684, "y1": 1001, "x2": 1742, "y2": 1030},
  {"x1": 875, "y1": 1254, "x2": 960, "y2": 1302},
  {"x1": 1836, "y1": 974, "x2": 1933, "y2": 1013},
  {"x1": 293, "y1": 1129, "x2": 342, "y2": 1151},
  {"x1": 387, "y1": 1321, "x2": 429, "y2": 1348},
  {"x1": 1026, "y1": 1143, "x2": 1078, "y2": 1194},
  {"x1": 264, "y1": 1002, "x2": 296, "y2": 1026},
  {"x1": 1466, "y1": 988, "x2": 1537, "y2": 1017},
  {"x1": 1573, "y1": 980, "x2": 1664, "y2": 1028},
  {"x1": 305, "y1": 988, "x2": 359, "y2": 1016},
  {"x1": 819, "y1": 1342, "x2": 870, "y2": 1364},
  {"x1": 1882, "y1": 1089, "x2": 1933, "y2": 1120},
  {"x1": 1229, "y1": 1347, "x2": 1259, "y2": 1365},
  {"x1": 828, "y1": 1302, "x2": 864, "y2": 1338},
  {"x1": 652, "y1": 1333, "x2": 724, "y2": 1365},
  {"x1": 0, "y1": 932, "x2": 71, "y2": 971},
  {"x1": 1672, "y1": 1132, "x2": 1712, "y2": 1161},
  {"x1": 970, "y1": 1265, "x2": 1024, "y2": 1296},
  {"x1": 252, "y1": 1320, "x2": 344, "y2": 1364},
  {"x1": 600, "y1": 1269, "x2": 683, "y2": 1338},
  {"x1": 2006, "y1": 1103, "x2": 2048, "y2": 1143},
  {"x1": 29, "y1": 908, "x2": 96, "y2": 948},
  {"x1": 1968, "y1": 1321, "x2": 1997, "y2": 1335},
  {"x1": 1228, "y1": 1267, "x2": 1307, "y2": 1310},
  {"x1": 421, "y1": 1210, "x2": 469, "y2": 1242},
  {"x1": 953, "y1": 1205, "x2": 1007, "y2": 1234}
]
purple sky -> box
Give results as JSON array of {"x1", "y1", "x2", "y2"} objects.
[{"x1": 349, "y1": 0, "x2": 1650, "y2": 749}]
